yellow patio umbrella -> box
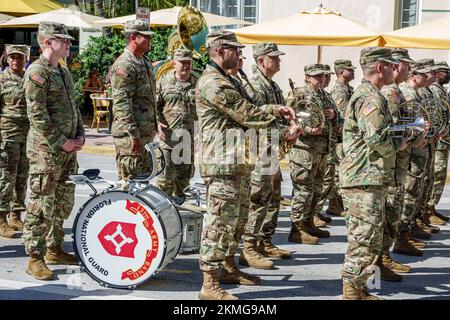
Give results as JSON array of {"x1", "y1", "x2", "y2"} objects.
[
  {"x1": 234, "y1": 4, "x2": 382, "y2": 63},
  {"x1": 92, "y1": 6, "x2": 253, "y2": 28},
  {"x1": 382, "y1": 18, "x2": 450, "y2": 50},
  {"x1": 0, "y1": 0, "x2": 62, "y2": 17}
]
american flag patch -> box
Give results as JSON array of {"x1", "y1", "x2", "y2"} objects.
[
  {"x1": 30, "y1": 74, "x2": 45, "y2": 85},
  {"x1": 117, "y1": 67, "x2": 128, "y2": 78},
  {"x1": 362, "y1": 104, "x2": 377, "y2": 116}
]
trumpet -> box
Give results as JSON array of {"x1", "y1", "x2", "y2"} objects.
[{"x1": 386, "y1": 117, "x2": 426, "y2": 140}]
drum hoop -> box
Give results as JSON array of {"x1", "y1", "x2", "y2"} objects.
[{"x1": 72, "y1": 189, "x2": 182, "y2": 290}]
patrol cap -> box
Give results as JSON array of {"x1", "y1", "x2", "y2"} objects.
[
  {"x1": 124, "y1": 19, "x2": 153, "y2": 36},
  {"x1": 410, "y1": 62, "x2": 429, "y2": 74},
  {"x1": 252, "y1": 43, "x2": 285, "y2": 59},
  {"x1": 334, "y1": 59, "x2": 356, "y2": 70},
  {"x1": 416, "y1": 58, "x2": 441, "y2": 72},
  {"x1": 38, "y1": 21, "x2": 74, "y2": 40},
  {"x1": 6, "y1": 44, "x2": 28, "y2": 57},
  {"x1": 390, "y1": 48, "x2": 415, "y2": 64},
  {"x1": 304, "y1": 64, "x2": 326, "y2": 76},
  {"x1": 322, "y1": 64, "x2": 335, "y2": 75},
  {"x1": 206, "y1": 30, "x2": 244, "y2": 49},
  {"x1": 173, "y1": 48, "x2": 192, "y2": 61},
  {"x1": 359, "y1": 47, "x2": 399, "y2": 66},
  {"x1": 433, "y1": 61, "x2": 450, "y2": 72}
]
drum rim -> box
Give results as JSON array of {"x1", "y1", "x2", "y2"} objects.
[{"x1": 72, "y1": 189, "x2": 182, "y2": 290}]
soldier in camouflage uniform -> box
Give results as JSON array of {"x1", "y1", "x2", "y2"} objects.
[
  {"x1": 427, "y1": 62, "x2": 450, "y2": 225},
  {"x1": 155, "y1": 49, "x2": 197, "y2": 204},
  {"x1": 0, "y1": 45, "x2": 29, "y2": 238},
  {"x1": 239, "y1": 43, "x2": 292, "y2": 271},
  {"x1": 327, "y1": 60, "x2": 356, "y2": 217},
  {"x1": 287, "y1": 64, "x2": 338, "y2": 245},
  {"x1": 111, "y1": 20, "x2": 156, "y2": 181},
  {"x1": 23, "y1": 22, "x2": 85, "y2": 280},
  {"x1": 196, "y1": 31, "x2": 300, "y2": 300},
  {"x1": 340, "y1": 48, "x2": 409, "y2": 300}
]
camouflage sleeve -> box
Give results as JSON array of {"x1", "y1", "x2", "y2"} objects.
[
  {"x1": 66, "y1": 70, "x2": 85, "y2": 137},
  {"x1": 358, "y1": 98, "x2": 400, "y2": 158},
  {"x1": 381, "y1": 87, "x2": 401, "y2": 124},
  {"x1": 111, "y1": 61, "x2": 139, "y2": 139},
  {"x1": 331, "y1": 88, "x2": 349, "y2": 117},
  {"x1": 24, "y1": 66, "x2": 67, "y2": 152},
  {"x1": 245, "y1": 81, "x2": 265, "y2": 106},
  {"x1": 155, "y1": 79, "x2": 166, "y2": 125}
]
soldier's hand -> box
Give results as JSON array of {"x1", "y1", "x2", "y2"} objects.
[
  {"x1": 286, "y1": 123, "x2": 303, "y2": 142},
  {"x1": 62, "y1": 139, "x2": 83, "y2": 153},
  {"x1": 278, "y1": 106, "x2": 296, "y2": 121},
  {"x1": 76, "y1": 136, "x2": 85, "y2": 146},
  {"x1": 131, "y1": 138, "x2": 142, "y2": 155},
  {"x1": 324, "y1": 108, "x2": 336, "y2": 120},
  {"x1": 309, "y1": 126, "x2": 323, "y2": 135},
  {"x1": 399, "y1": 138, "x2": 409, "y2": 152},
  {"x1": 157, "y1": 122, "x2": 168, "y2": 141}
]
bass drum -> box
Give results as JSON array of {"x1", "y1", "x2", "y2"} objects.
[{"x1": 73, "y1": 186, "x2": 182, "y2": 289}]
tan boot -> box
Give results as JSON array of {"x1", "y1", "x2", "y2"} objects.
[
  {"x1": 239, "y1": 240, "x2": 274, "y2": 270},
  {"x1": 7, "y1": 211, "x2": 24, "y2": 231},
  {"x1": 377, "y1": 256, "x2": 403, "y2": 282},
  {"x1": 411, "y1": 220, "x2": 432, "y2": 240},
  {"x1": 427, "y1": 206, "x2": 447, "y2": 225},
  {"x1": 26, "y1": 253, "x2": 54, "y2": 280},
  {"x1": 317, "y1": 212, "x2": 332, "y2": 224},
  {"x1": 288, "y1": 225, "x2": 319, "y2": 245},
  {"x1": 393, "y1": 231, "x2": 423, "y2": 256},
  {"x1": 417, "y1": 217, "x2": 439, "y2": 234},
  {"x1": 326, "y1": 197, "x2": 344, "y2": 217},
  {"x1": 432, "y1": 206, "x2": 449, "y2": 222},
  {"x1": 361, "y1": 287, "x2": 383, "y2": 300},
  {"x1": 313, "y1": 214, "x2": 327, "y2": 228},
  {"x1": 219, "y1": 256, "x2": 260, "y2": 285},
  {"x1": 407, "y1": 231, "x2": 427, "y2": 249},
  {"x1": 342, "y1": 281, "x2": 361, "y2": 300},
  {"x1": 258, "y1": 239, "x2": 292, "y2": 259},
  {"x1": 382, "y1": 253, "x2": 411, "y2": 273},
  {"x1": 302, "y1": 219, "x2": 330, "y2": 238},
  {"x1": 44, "y1": 246, "x2": 78, "y2": 265},
  {"x1": 199, "y1": 270, "x2": 238, "y2": 300},
  {"x1": 0, "y1": 212, "x2": 16, "y2": 238}
]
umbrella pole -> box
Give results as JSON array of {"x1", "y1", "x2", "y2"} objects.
[{"x1": 317, "y1": 45, "x2": 322, "y2": 64}]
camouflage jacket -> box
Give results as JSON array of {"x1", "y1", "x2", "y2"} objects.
[
  {"x1": 286, "y1": 83, "x2": 335, "y2": 154},
  {"x1": 340, "y1": 80, "x2": 400, "y2": 188},
  {"x1": 0, "y1": 69, "x2": 29, "y2": 143},
  {"x1": 111, "y1": 48, "x2": 156, "y2": 139},
  {"x1": 23, "y1": 55, "x2": 84, "y2": 154},
  {"x1": 429, "y1": 82, "x2": 450, "y2": 150},
  {"x1": 156, "y1": 71, "x2": 198, "y2": 149},
  {"x1": 330, "y1": 80, "x2": 354, "y2": 117},
  {"x1": 245, "y1": 66, "x2": 285, "y2": 105},
  {"x1": 195, "y1": 63, "x2": 283, "y2": 177}
]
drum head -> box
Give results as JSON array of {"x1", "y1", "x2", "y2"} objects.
[{"x1": 73, "y1": 190, "x2": 167, "y2": 289}]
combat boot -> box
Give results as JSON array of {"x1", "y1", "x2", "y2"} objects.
[
  {"x1": 44, "y1": 246, "x2": 78, "y2": 265},
  {"x1": 361, "y1": 287, "x2": 383, "y2": 300},
  {"x1": 342, "y1": 281, "x2": 361, "y2": 300},
  {"x1": 393, "y1": 231, "x2": 423, "y2": 256},
  {"x1": 199, "y1": 270, "x2": 238, "y2": 300},
  {"x1": 303, "y1": 219, "x2": 330, "y2": 238},
  {"x1": 411, "y1": 220, "x2": 432, "y2": 240},
  {"x1": 26, "y1": 253, "x2": 54, "y2": 280},
  {"x1": 313, "y1": 214, "x2": 328, "y2": 228},
  {"x1": 382, "y1": 252, "x2": 411, "y2": 273},
  {"x1": 288, "y1": 225, "x2": 319, "y2": 245},
  {"x1": 407, "y1": 231, "x2": 427, "y2": 249},
  {"x1": 432, "y1": 206, "x2": 449, "y2": 222},
  {"x1": 326, "y1": 198, "x2": 344, "y2": 217},
  {"x1": 7, "y1": 211, "x2": 24, "y2": 231},
  {"x1": 417, "y1": 217, "x2": 439, "y2": 234},
  {"x1": 427, "y1": 206, "x2": 447, "y2": 225},
  {"x1": 219, "y1": 256, "x2": 261, "y2": 285},
  {"x1": 377, "y1": 256, "x2": 403, "y2": 282},
  {"x1": 239, "y1": 240, "x2": 274, "y2": 270},
  {"x1": 317, "y1": 212, "x2": 332, "y2": 224},
  {"x1": 0, "y1": 212, "x2": 16, "y2": 238},
  {"x1": 258, "y1": 239, "x2": 292, "y2": 259}
]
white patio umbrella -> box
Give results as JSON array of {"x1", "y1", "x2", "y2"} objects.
[{"x1": 0, "y1": 13, "x2": 14, "y2": 22}]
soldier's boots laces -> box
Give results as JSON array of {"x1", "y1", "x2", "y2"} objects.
[
  {"x1": 199, "y1": 270, "x2": 238, "y2": 300},
  {"x1": 317, "y1": 212, "x2": 332, "y2": 224},
  {"x1": 258, "y1": 239, "x2": 292, "y2": 259},
  {"x1": 377, "y1": 256, "x2": 403, "y2": 282},
  {"x1": 382, "y1": 253, "x2": 411, "y2": 273},
  {"x1": 393, "y1": 231, "x2": 424, "y2": 256},
  {"x1": 303, "y1": 219, "x2": 330, "y2": 238},
  {"x1": 432, "y1": 206, "x2": 449, "y2": 222},
  {"x1": 45, "y1": 246, "x2": 78, "y2": 265},
  {"x1": 416, "y1": 217, "x2": 439, "y2": 234},
  {"x1": 342, "y1": 281, "x2": 361, "y2": 300},
  {"x1": 326, "y1": 198, "x2": 344, "y2": 217},
  {"x1": 0, "y1": 213, "x2": 16, "y2": 238},
  {"x1": 26, "y1": 253, "x2": 54, "y2": 281},
  {"x1": 411, "y1": 221, "x2": 432, "y2": 240},
  {"x1": 427, "y1": 206, "x2": 447, "y2": 225},
  {"x1": 421, "y1": 213, "x2": 441, "y2": 232},
  {"x1": 407, "y1": 232, "x2": 427, "y2": 249},
  {"x1": 288, "y1": 225, "x2": 319, "y2": 245},
  {"x1": 361, "y1": 287, "x2": 383, "y2": 300},
  {"x1": 7, "y1": 211, "x2": 24, "y2": 231},
  {"x1": 239, "y1": 241, "x2": 274, "y2": 270},
  {"x1": 219, "y1": 256, "x2": 260, "y2": 285}
]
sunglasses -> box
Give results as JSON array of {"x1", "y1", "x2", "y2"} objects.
[{"x1": 50, "y1": 37, "x2": 72, "y2": 45}]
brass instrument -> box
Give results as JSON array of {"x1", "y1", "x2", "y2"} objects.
[{"x1": 421, "y1": 97, "x2": 446, "y2": 138}]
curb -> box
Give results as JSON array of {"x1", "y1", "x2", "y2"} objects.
[{"x1": 79, "y1": 145, "x2": 115, "y2": 156}]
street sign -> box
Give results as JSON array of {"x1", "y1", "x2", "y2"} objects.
[{"x1": 136, "y1": 7, "x2": 150, "y2": 24}]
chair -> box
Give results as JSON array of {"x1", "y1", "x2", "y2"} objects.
[{"x1": 90, "y1": 93, "x2": 110, "y2": 132}]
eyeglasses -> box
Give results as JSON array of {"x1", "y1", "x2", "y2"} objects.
[
  {"x1": 221, "y1": 46, "x2": 238, "y2": 53},
  {"x1": 50, "y1": 37, "x2": 72, "y2": 45}
]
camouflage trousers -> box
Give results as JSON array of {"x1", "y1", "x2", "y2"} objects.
[
  {"x1": 114, "y1": 135, "x2": 152, "y2": 180},
  {"x1": 341, "y1": 186, "x2": 386, "y2": 289},
  {"x1": 418, "y1": 147, "x2": 435, "y2": 218},
  {"x1": 242, "y1": 166, "x2": 281, "y2": 242},
  {"x1": 315, "y1": 159, "x2": 343, "y2": 215},
  {"x1": 156, "y1": 147, "x2": 194, "y2": 198},
  {"x1": 0, "y1": 141, "x2": 29, "y2": 213},
  {"x1": 429, "y1": 148, "x2": 448, "y2": 206},
  {"x1": 289, "y1": 148, "x2": 327, "y2": 224},
  {"x1": 199, "y1": 172, "x2": 251, "y2": 272},
  {"x1": 23, "y1": 150, "x2": 78, "y2": 256}
]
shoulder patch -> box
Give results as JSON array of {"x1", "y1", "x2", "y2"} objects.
[
  {"x1": 116, "y1": 67, "x2": 129, "y2": 78},
  {"x1": 362, "y1": 104, "x2": 377, "y2": 116},
  {"x1": 30, "y1": 74, "x2": 46, "y2": 86},
  {"x1": 390, "y1": 90, "x2": 401, "y2": 103}
]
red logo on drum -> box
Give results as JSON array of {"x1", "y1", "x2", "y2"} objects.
[{"x1": 98, "y1": 221, "x2": 138, "y2": 258}]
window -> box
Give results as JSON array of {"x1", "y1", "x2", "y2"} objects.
[
  {"x1": 191, "y1": 0, "x2": 259, "y2": 26},
  {"x1": 400, "y1": 0, "x2": 420, "y2": 28}
]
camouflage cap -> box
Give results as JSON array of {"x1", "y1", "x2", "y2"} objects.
[
  {"x1": 410, "y1": 62, "x2": 429, "y2": 74},
  {"x1": 416, "y1": 58, "x2": 442, "y2": 72},
  {"x1": 359, "y1": 47, "x2": 399, "y2": 66},
  {"x1": 322, "y1": 64, "x2": 335, "y2": 75},
  {"x1": 6, "y1": 44, "x2": 28, "y2": 57},
  {"x1": 433, "y1": 61, "x2": 450, "y2": 72},
  {"x1": 173, "y1": 48, "x2": 192, "y2": 61},
  {"x1": 124, "y1": 19, "x2": 153, "y2": 36},
  {"x1": 390, "y1": 48, "x2": 415, "y2": 64},
  {"x1": 304, "y1": 64, "x2": 326, "y2": 76},
  {"x1": 252, "y1": 43, "x2": 285, "y2": 58},
  {"x1": 206, "y1": 30, "x2": 244, "y2": 49},
  {"x1": 38, "y1": 21, "x2": 74, "y2": 40},
  {"x1": 334, "y1": 59, "x2": 356, "y2": 70}
]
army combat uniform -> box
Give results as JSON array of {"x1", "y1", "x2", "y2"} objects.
[
  {"x1": 111, "y1": 20, "x2": 156, "y2": 180},
  {"x1": 0, "y1": 45, "x2": 30, "y2": 237}
]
